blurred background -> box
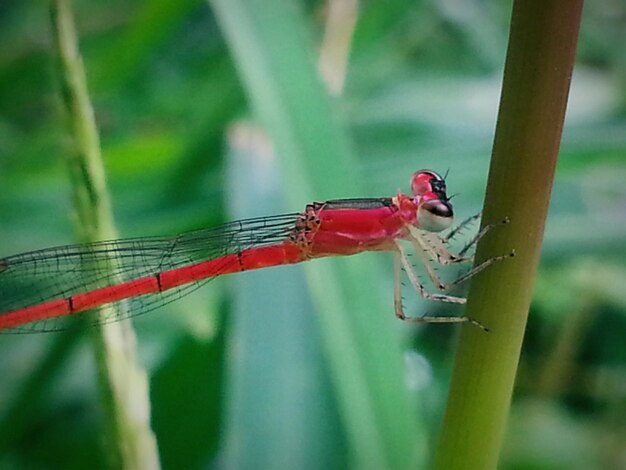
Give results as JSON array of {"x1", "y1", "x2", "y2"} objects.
[{"x1": 0, "y1": 0, "x2": 625, "y2": 468}]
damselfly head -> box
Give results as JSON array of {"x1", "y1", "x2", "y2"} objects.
[{"x1": 411, "y1": 170, "x2": 454, "y2": 232}]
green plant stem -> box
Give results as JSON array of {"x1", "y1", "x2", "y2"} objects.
[
  {"x1": 50, "y1": 1, "x2": 160, "y2": 468},
  {"x1": 434, "y1": 0, "x2": 584, "y2": 468}
]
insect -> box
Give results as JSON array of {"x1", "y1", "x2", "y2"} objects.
[{"x1": 0, "y1": 170, "x2": 510, "y2": 332}]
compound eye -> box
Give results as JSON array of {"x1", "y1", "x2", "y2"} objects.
[
  {"x1": 418, "y1": 199, "x2": 454, "y2": 232},
  {"x1": 410, "y1": 170, "x2": 443, "y2": 196}
]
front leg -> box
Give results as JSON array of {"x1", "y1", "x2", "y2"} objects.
[
  {"x1": 442, "y1": 212, "x2": 481, "y2": 243},
  {"x1": 458, "y1": 216, "x2": 511, "y2": 257},
  {"x1": 406, "y1": 222, "x2": 514, "y2": 293},
  {"x1": 408, "y1": 225, "x2": 471, "y2": 265},
  {"x1": 408, "y1": 217, "x2": 512, "y2": 264}
]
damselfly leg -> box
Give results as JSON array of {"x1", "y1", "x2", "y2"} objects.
[{"x1": 392, "y1": 216, "x2": 513, "y2": 331}]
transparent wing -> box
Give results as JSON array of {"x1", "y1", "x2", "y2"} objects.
[{"x1": 0, "y1": 213, "x2": 299, "y2": 332}]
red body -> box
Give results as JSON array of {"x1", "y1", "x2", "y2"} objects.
[
  {"x1": 308, "y1": 194, "x2": 417, "y2": 256},
  {"x1": 0, "y1": 194, "x2": 419, "y2": 331}
]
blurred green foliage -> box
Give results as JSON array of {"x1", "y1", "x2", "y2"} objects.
[{"x1": 0, "y1": 0, "x2": 625, "y2": 468}]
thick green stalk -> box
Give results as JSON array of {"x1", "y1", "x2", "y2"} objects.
[
  {"x1": 50, "y1": 1, "x2": 160, "y2": 468},
  {"x1": 434, "y1": 0, "x2": 584, "y2": 468}
]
